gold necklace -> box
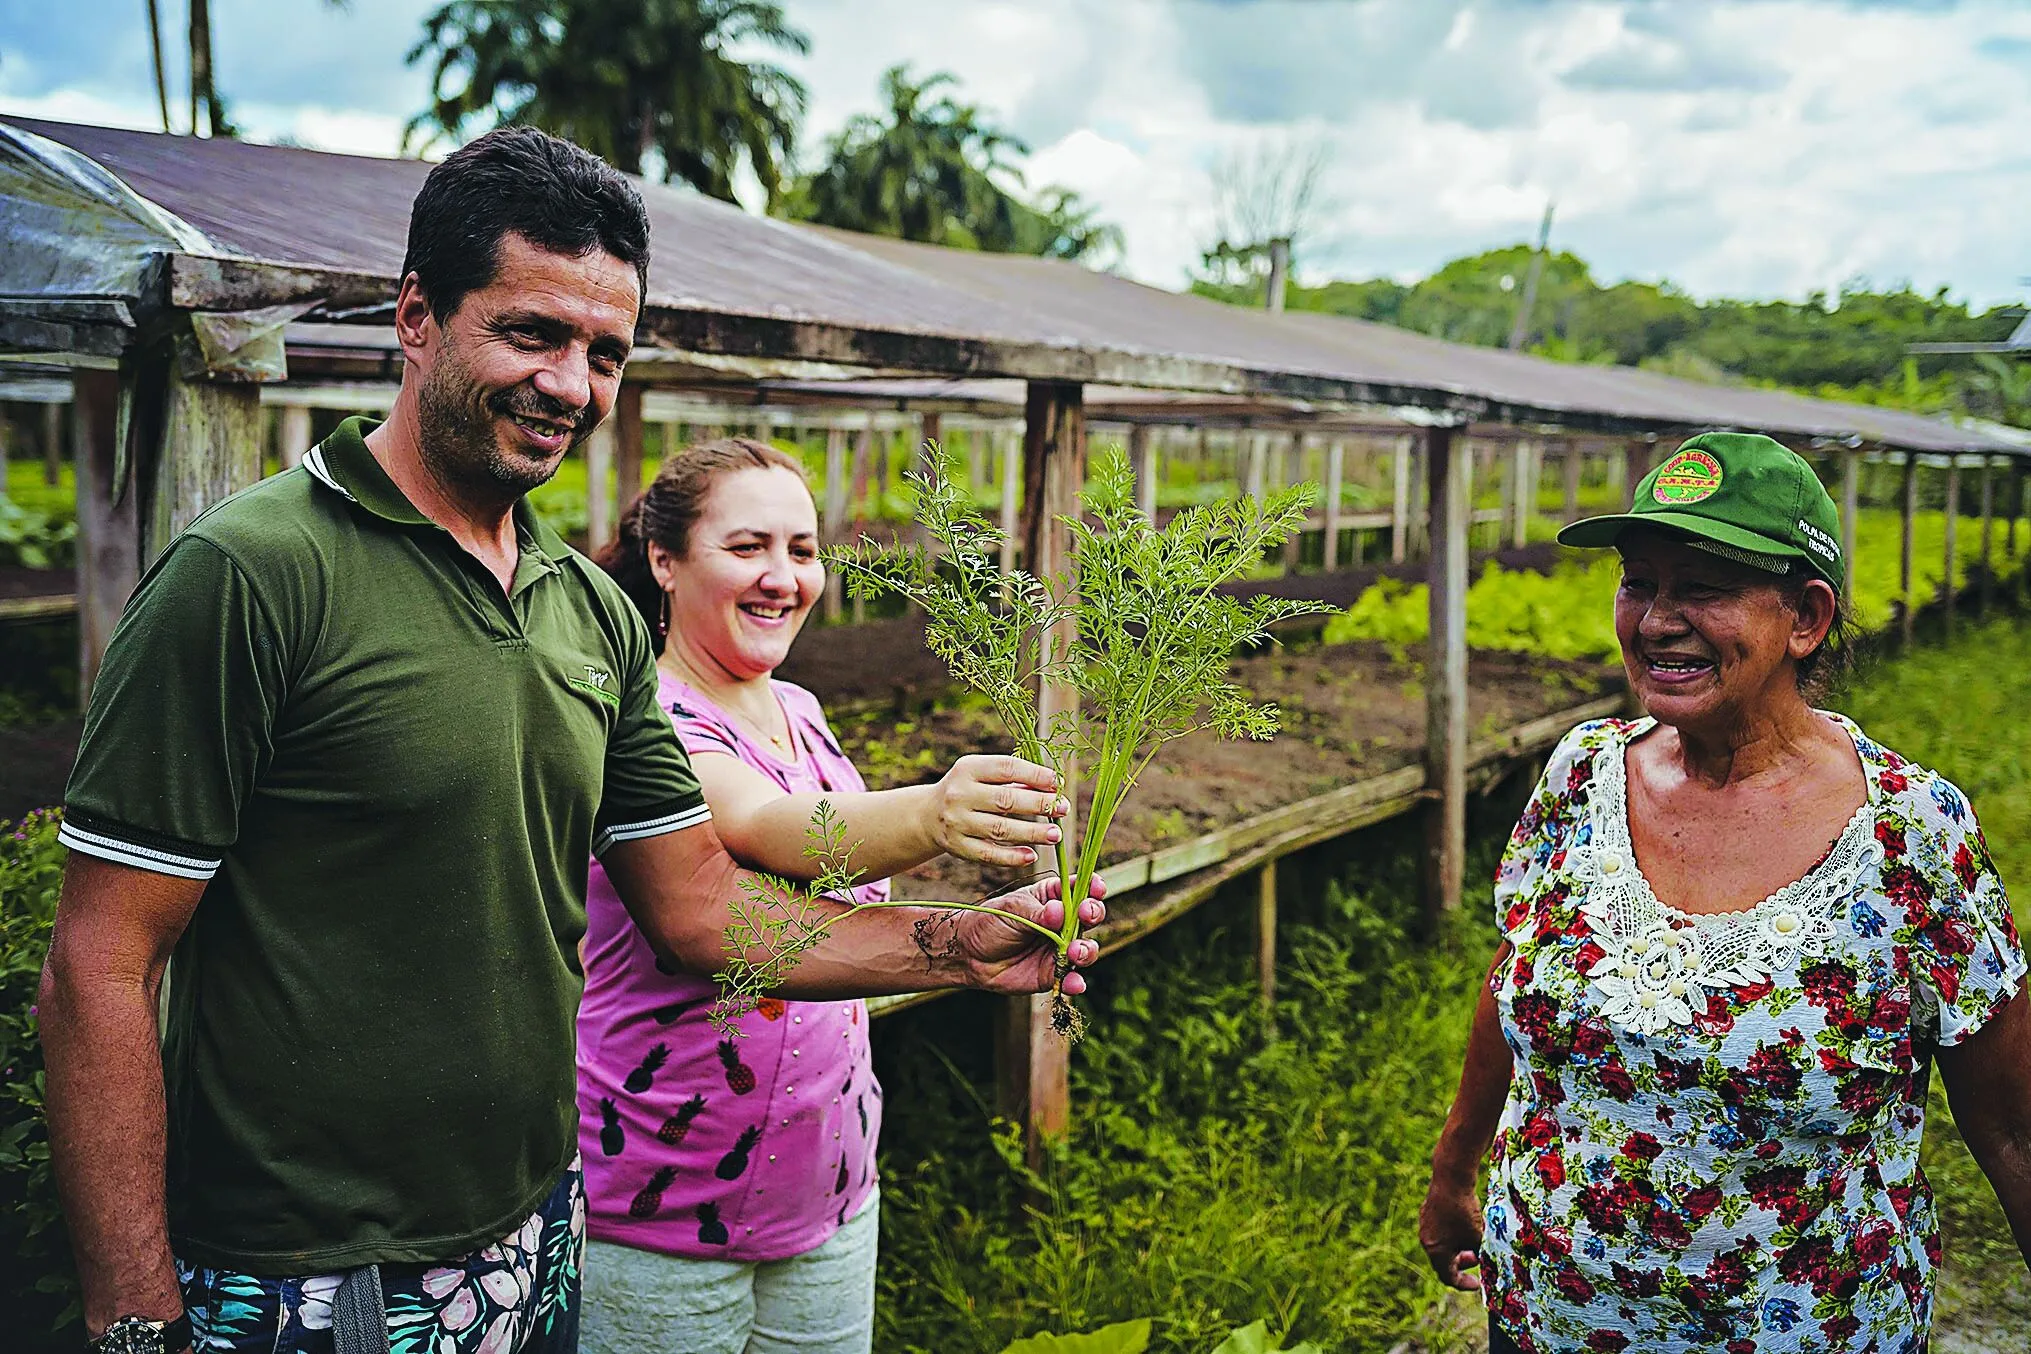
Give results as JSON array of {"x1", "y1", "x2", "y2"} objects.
[{"x1": 662, "y1": 654, "x2": 793, "y2": 752}]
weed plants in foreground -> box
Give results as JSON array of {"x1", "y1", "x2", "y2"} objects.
[
  {"x1": 711, "y1": 449, "x2": 1327, "y2": 1036},
  {"x1": 874, "y1": 823, "x2": 1512, "y2": 1353}
]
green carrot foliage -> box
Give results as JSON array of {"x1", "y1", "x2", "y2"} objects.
[{"x1": 710, "y1": 445, "x2": 1332, "y2": 1033}]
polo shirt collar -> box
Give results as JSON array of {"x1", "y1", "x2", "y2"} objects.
[{"x1": 306, "y1": 415, "x2": 575, "y2": 562}]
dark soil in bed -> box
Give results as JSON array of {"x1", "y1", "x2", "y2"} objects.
[
  {"x1": 823, "y1": 636, "x2": 1618, "y2": 903},
  {"x1": 775, "y1": 543, "x2": 1567, "y2": 711}
]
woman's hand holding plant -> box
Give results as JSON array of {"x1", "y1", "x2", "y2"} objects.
[{"x1": 925, "y1": 753, "x2": 1068, "y2": 868}]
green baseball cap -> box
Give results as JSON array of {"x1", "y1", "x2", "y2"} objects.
[{"x1": 1557, "y1": 432, "x2": 1846, "y2": 594}]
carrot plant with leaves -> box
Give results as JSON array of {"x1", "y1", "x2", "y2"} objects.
[{"x1": 711, "y1": 446, "x2": 1330, "y2": 1037}]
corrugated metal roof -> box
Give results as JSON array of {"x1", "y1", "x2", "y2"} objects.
[
  {"x1": 2, "y1": 117, "x2": 2021, "y2": 456},
  {"x1": 831, "y1": 228, "x2": 2016, "y2": 456}
]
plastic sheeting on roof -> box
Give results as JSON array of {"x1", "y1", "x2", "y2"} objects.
[{"x1": 0, "y1": 122, "x2": 213, "y2": 302}]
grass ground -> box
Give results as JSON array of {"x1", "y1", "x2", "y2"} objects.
[
  {"x1": 871, "y1": 613, "x2": 2031, "y2": 1353},
  {"x1": 1845, "y1": 616, "x2": 2031, "y2": 1348}
]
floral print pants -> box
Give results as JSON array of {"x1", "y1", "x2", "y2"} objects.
[{"x1": 177, "y1": 1162, "x2": 584, "y2": 1354}]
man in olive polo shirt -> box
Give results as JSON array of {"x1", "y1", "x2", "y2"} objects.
[{"x1": 40, "y1": 128, "x2": 1101, "y2": 1354}]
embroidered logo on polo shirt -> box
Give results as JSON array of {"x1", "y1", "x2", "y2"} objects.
[
  {"x1": 568, "y1": 665, "x2": 621, "y2": 708},
  {"x1": 1652, "y1": 449, "x2": 1724, "y2": 505}
]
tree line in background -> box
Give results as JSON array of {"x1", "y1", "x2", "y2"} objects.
[
  {"x1": 1196, "y1": 245, "x2": 2031, "y2": 428},
  {"x1": 136, "y1": 1, "x2": 2024, "y2": 423}
]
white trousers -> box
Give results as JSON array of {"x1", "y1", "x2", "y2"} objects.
[{"x1": 580, "y1": 1192, "x2": 878, "y2": 1354}]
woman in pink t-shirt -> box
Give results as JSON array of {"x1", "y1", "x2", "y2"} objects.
[{"x1": 576, "y1": 438, "x2": 1070, "y2": 1354}]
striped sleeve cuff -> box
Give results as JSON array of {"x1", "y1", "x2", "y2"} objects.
[
  {"x1": 593, "y1": 800, "x2": 713, "y2": 857},
  {"x1": 58, "y1": 820, "x2": 223, "y2": 880}
]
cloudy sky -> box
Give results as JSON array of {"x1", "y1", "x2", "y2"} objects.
[{"x1": 1, "y1": 0, "x2": 2026, "y2": 307}]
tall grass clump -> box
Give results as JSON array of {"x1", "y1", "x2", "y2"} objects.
[
  {"x1": 872, "y1": 825, "x2": 1515, "y2": 1353},
  {"x1": 1842, "y1": 615, "x2": 2031, "y2": 1338}
]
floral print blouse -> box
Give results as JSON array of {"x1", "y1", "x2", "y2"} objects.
[{"x1": 1482, "y1": 715, "x2": 2025, "y2": 1353}]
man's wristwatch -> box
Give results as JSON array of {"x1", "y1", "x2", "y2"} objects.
[{"x1": 90, "y1": 1314, "x2": 193, "y2": 1354}]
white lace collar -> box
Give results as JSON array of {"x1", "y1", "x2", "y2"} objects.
[{"x1": 1576, "y1": 718, "x2": 1883, "y2": 1035}]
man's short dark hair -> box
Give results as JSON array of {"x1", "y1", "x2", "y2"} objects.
[{"x1": 402, "y1": 126, "x2": 651, "y2": 321}]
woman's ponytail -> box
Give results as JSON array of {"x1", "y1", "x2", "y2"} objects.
[{"x1": 595, "y1": 493, "x2": 665, "y2": 645}]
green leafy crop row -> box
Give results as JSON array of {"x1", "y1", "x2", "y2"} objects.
[{"x1": 1322, "y1": 509, "x2": 2026, "y2": 660}]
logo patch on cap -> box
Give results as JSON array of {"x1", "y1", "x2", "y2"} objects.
[{"x1": 1652, "y1": 449, "x2": 1725, "y2": 505}]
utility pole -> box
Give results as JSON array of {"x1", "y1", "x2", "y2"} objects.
[{"x1": 1506, "y1": 202, "x2": 1555, "y2": 352}]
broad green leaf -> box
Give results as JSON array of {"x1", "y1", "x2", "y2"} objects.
[
  {"x1": 1208, "y1": 1321, "x2": 1323, "y2": 1354},
  {"x1": 999, "y1": 1317, "x2": 1153, "y2": 1354}
]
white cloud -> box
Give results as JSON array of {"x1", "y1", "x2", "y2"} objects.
[{"x1": 3, "y1": 0, "x2": 2026, "y2": 306}]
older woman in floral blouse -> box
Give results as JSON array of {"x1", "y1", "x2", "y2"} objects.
[{"x1": 1420, "y1": 433, "x2": 2031, "y2": 1352}]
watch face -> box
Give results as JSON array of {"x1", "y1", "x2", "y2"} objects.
[{"x1": 97, "y1": 1317, "x2": 165, "y2": 1354}]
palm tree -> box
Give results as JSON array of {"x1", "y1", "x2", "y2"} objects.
[
  {"x1": 146, "y1": 0, "x2": 350, "y2": 137},
  {"x1": 1013, "y1": 185, "x2": 1125, "y2": 267},
  {"x1": 784, "y1": 65, "x2": 1031, "y2": 250},
  {"x1": 405, "y1": 0, "x2": 808, "y2": 205},
  {"x1": 140, "y1": 0, "x2": 230, "y2": 135},
  {"x1": 145, "y1": 0, "x2": 171, "y2": 131}
]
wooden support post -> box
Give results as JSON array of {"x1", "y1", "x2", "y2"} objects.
[
  {"x1": 1943, "y1": 458, "x2": 1960, "y2": 636},
  {"x1": 1130, "y1": 423, "x2": 1157, "y2": 521},
  {"x1": 1900, "y1": 452, "x2": 1918, "y2": 651},
  {"x1": 1323, "y1": 439, "x2": 1345, "y2": 570},
  {"x1": 1979, "y1": 456, "x2": 1995, "y2": 616},
  {"x1": 72, "y1": 368, "x2": 138, "y2": 703},
  {"x1": 2010, "y1": 466, "x2": 2022, "y2": 562},
  {"x1": 1840, "y1": 448, "x2": 1860, "y2": 586},
  {"x1": 1623, "y1": 438, "x2": 1652, "y2": 509},
  {"x1": 1256, "y1": 859, "x2": 1278, "y2": 1033},
  {"x1": 1391, "y1": 434, "x2": 1412, "y2": 563},
  {"x1": 2011, "y1": 465, "x2": 2023, "y2": 565},
  {"x1": 1245, "y1": 431, "x2": 1266, "y2": 503},
  {"x1": 1562, "y1": 439, "x2": 1583, "y2": 522},
  {"x1": 614, "y1": 384, "x2": 645, "y2": 516},
  {"x1": 151, "y1": 368, "x2": 263, "y2": 561},
  {"x1": 277, "y1": 404, "x2": 312, "y2": 472},
  {"x1": 1002, "y1": 380, "x2": 1085, "y2": 1162},
  {"x1": 822, "y1": 426, "x2": 848, "y2": 622},
  {"x1": 852, "y1": 417, "x2": 875, "y2": 520},
  {"x1": 965, "y1": 427, "x2": 986, "y2": 497},
  {"x1": 1462, "y1": 439, "x2": 1478, "y2": 551},
  {"x1": 918, "y1": 410, "x2": 942, "y2": 464},
  {"x1": 1510, "y1": 438, "x2": 1533, "y2": 548},
  {"x1": 584, "y1": 416, "x2": 615, "y2": 552},
  {"x1": 999, "y1": 424, "x2": 1020, "y2": 578},
  {"x1": 1282, "y1": 433, "x2": 1304, "y2": 572},
  {"x1": 1423, "y1": 425, "x2": 1468, "y2": 915},
  {"x1": 43, "y1": 400, "x2": 64, "y2": 486}
]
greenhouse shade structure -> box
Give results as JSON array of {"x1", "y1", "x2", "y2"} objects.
[{"x1": 4, "y1": 116, "x2": 2026, "y2": 1155}]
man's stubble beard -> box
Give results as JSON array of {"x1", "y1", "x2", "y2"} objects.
[{"x1": 416, "y1": 344, "x2": 587, "y2": 502}]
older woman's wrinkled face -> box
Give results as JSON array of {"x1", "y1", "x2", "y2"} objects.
[{"x1": 1613, "y1": 528, "x2": 1827, "y2": 729}]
